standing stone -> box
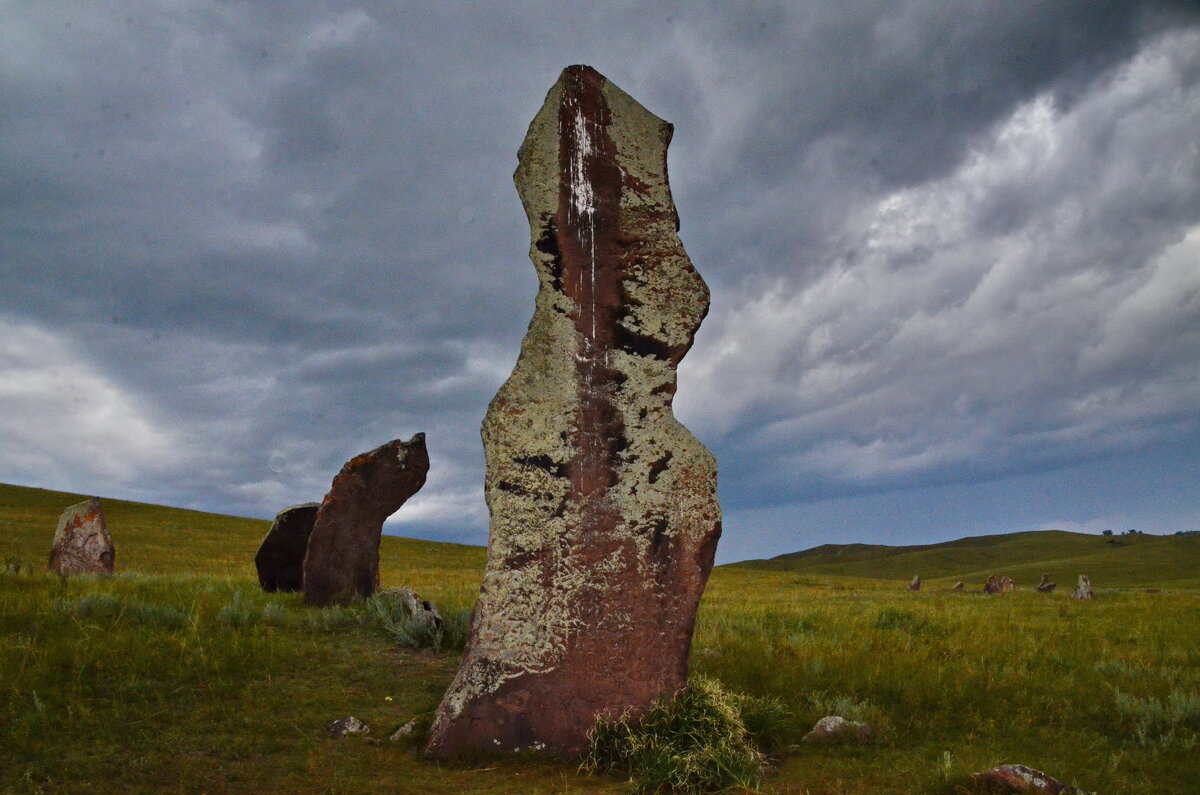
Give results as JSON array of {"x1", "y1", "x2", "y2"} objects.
[
  {"x1": 254, "y1": 503, "x2": 320, "y2": 592},
  {"x1": 906, "y1": 575, "x2": 921, "y2": 591},
  {"x1": 952, "y1": 581, "x2": 965, "y2": 591},
  {"x1": 48, "y1": 497, "x2": 114, "y2": 575},
  {"x1": 426, "y1": 65, "x2": 721, "y2": 759},
  {"x1": 1036, "y1": 574, "x2": 1057, "y2": 593},
  {"x1": 1072, "y1": 574, "x2": 1094, "y2": 600},
  {"x1": 1000, "y1": 575, "x2": 1015, "y2": 592},
  {"x1": 983, "y1": 574, "x2": 1002, "y2": 594},
  {"x1": 302, "y1": 434, "x2": 429, "y2": 607}
]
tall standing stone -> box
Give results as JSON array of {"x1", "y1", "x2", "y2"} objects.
[
  {"x1": 302, "y1": 434, "x2": 429, "y2": 606},
  {"x1": 48, "y1": 497, "x2": 114, "y2": 575},
  {"x1": 255, "y1": 503, "x2": 320, "y2": 592},
  {"x1": 426, "y1": 65, "x2": 721, "y2": 758},
  {"x1": 1072, "y1": 574, "x2": 1094, "y2": 600}
]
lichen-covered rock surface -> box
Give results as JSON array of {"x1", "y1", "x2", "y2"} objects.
[
  {"x1": 48, "y1": 497, "x2": 114, "y2": 576},
  {"x1": 302, "y1": 433, "x2": 428, "y2": 607},
  {"x1": 255, "y1": 502, "x2": 319, "y2": 592},
  {"x1": 426, "y1": 65, "x2": 721, "y2": 759}
]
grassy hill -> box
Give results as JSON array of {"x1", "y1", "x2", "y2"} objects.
[
  {"x1": 3, "y1": 481, "x2": 1199, "y2": 793},
  {"x1": 731, "y1": 528, "x2": 1200, "y2": 589}
]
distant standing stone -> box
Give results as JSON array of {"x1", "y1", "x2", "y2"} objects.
[
  {"x1": 1072, "y1": 574, "x2": 1094, "y2": 600},
  {"x1": 1000, "y1": 575, "x2": 1015, "y2": 592},
  {"x1": 1036, "y1": 574, "x2": 1057, "y2": 593},
  {"x1": 254, "y1": 503, "x2": 319, "y2": 592},
  {"x1": 303, "y1": 434, "x2": 429, "y2": 606},
  {"x1": 48, "y1": 497, "x2": 114, "y2": 576},
  {"x1": 906, "y1": 575, "x2": 921, "y2": 591},
  {"x1": 952, "y1": 581, "x2": 965, "y2": 591},
  {"x1": 983, "y1": 574, "x2": 1002, "y2": 594}
]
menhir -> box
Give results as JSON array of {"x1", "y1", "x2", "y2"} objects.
[
  {"x1": 302, "y1": 434, "x2": 428, "y2": 606},
  {"x1": 48, "y1": 497, "x2": 114, "y2": 576},
  {"x1": 426, "y1": 65, "x2": 721, "y2": 758}
]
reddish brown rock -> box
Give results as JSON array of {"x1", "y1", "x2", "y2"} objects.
[
  {"x1": 906, "y1": 575, "x2": 921, "y2": 591},
  {"x1": 302, "y1": 434, "x2": 428, "y2": 606},
  {"x1": 972, "y1": 764, "x2": 1077, "y2": 793},
  {"x1": 1037, "y1": 573, "x2": 1057, "y2": 593},
  {"x1": 48, "y1": 497, "x2": 114, "y2": 575},
  {"x1": 254, "y1": 503, "x2": 320, "y2": 592},
  {"x1": 983, "y1": 574, "x2": 1002, "y2": 594},
  {"x1": 426, "y1": 65, "x2": 721, "y2": 759},
  {"x1": 1000, "y1": 575, "x2": 1015, "y2": 592}
]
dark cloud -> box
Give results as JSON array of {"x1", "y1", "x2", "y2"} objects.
[{"x1": 2, "y1": 2, "x2": 1197, "y2": 560}]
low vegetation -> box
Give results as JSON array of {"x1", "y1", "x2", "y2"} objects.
[{"x1": 2, "y1": 482, "x2": 1198, "y2": 792}]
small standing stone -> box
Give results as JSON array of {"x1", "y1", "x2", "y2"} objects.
[
  {"x1": 983, "y1": 574, "x2": 1002, "y2": 594},
  {"x1": 254, "y1": 503, "x2": 319, "y2": 592},
  {"x1": 1072, "y1": 574, "x2": 1094, "y2": 600},
  {"x1": 389, "y1": 720, "x2": 419, "y2": 741},
  {"x1": 303, "y1": 433, "x2": 429, "y2": 607},
  {"x1": 952, "y1": 581, "x2": 965, "y2": 591},
  {"x1": 1036, "y1": 574, "x2": 1056, "y2": 593},
  {"x1": 906, "y1": 575, "x2": 921, "y2": 592},
  {"x1": 48, "y1": 497, "x2": 114, "y2": 576},
  {"x1": 1000, "y1": 575, "x2": 1015, "y2": 592}
]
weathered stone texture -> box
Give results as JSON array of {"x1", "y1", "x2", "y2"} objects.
[
  {"x1": 426, "y1": 65, "x2": 721, "y2": 759},
  {"x1": 1036, "y1": 573, "x2": 1057, "y2": 593},
  {"x1": 906, "y1": 575, "x2": 921, "y2": 591},
  {"x1": 302, "y1": 434, "x2": 428, "y2": 606},
  {"x1": 255, "y1": 503, "x2": 320, "y2": 592},
  {"x1": 1072, "y1": 574, "x2": 1094, "y2": 600},
  {"x1": 48, "y1": 497, "x2": 114, "y2": 576},
  {"x1": 983, "y1": 574, "x2": 1002, "y2": 594}
]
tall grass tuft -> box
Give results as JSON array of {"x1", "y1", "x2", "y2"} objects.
[
  {"x1": 1114, "y1": 688, "x2": 1200, "y2": 750},
  {"x1": 583, "y1": 676, "x2": 764, "y2": 793}
]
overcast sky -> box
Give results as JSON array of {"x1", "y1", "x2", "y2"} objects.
[{"x1": 3, "y1": 1, "x2": 1198, "y2": 564}]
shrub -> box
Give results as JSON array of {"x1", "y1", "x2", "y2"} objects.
[
  {"x1": 1114, "y1": 688, "x2": 1200, "y2": 750},
  {"x1": 366, "y1": 591, "x2": 445, "y2": 652},
  {"x1": 583, "y1": 676, "x2": 764, "y2": 793}
]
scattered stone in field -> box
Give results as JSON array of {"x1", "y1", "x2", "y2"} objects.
[
  {"x1": 389, "y1": 720, "x2": 418, "y2": 741},
  {"x1": 254, "y1": 502, "x2": 319, "y2": 592},
  {"x1": 953, "y1": 581, "x2": 965, "y2": 591},
  {"x1": 377, "y1": 587, "x2": 443, "y2": 631},
  {"x1": 971, "y1": 764, "x2": 1077, "y2": 793},
  {"x1": 694, "y1": 648, "x2": 721, "y2": 658},
  {"x1": 48, "y1": 497, "x2": 114, "y2": 576},
  {"x1": 1072, "y1": 574, "x2": 1094, "y2": 600},
  {"x1": 907, "y1": 575, "x2": 921, "y2": 591},
  {"x1": 303, "y1": 433, "x2": 429, "y2": 607},
  {"x1": 984, "y1": 574, "x2": 1002, "y2": 594},
  {"x1": 326, "y1": 716, "x2": 370, "y2": 737},
  {"x1": 1037, "y1": 574, "x2": 1057, "y2": 593},
  {"x1": 802, "y1": 715, "x2": 874, "y2": 743},
  {"x1": 426, "y1": 65, "x2": 721, "y2": 760},
  {"x1": 1000, "y1": 576, "x2": 1015, "y2": 592}
]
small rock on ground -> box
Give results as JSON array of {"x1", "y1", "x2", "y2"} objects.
[
  {"x1": 326, "y1": 716, "x2": 370, "y2": 737},
  {"x1": 803, "y1": 715, "x2": 874, "y2": 743},
  {"x1": 389, "y1": 720, "x2": 418, "y2": 741},
  {"x1": 972, "y1": 763, "x2": 1079, "y2": 793}
]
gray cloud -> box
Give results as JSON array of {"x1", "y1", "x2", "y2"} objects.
[{"x1": 2, "y1": 2, "x2": 1197, "y2": 558}]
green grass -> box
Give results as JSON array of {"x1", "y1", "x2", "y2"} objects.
[{"x1": 3, "y1": 482, "x2": 1199, "y2": 793}]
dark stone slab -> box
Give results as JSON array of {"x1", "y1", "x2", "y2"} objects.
[{"x1": 254, "y1": 503, "x2": 320, "y2": 592}]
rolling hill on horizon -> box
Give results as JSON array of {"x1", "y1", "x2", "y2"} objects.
[{"x1": 731, "y1": 528, "x2": 1200, "y2": 589}]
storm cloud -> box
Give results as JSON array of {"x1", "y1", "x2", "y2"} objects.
[{"x1": 3, "y1": 2, "x2": 1198, "y2": 562}]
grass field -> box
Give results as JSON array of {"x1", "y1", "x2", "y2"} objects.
[{"x1": 2, "y1": 482, "x2": 1199, "y2": 793}]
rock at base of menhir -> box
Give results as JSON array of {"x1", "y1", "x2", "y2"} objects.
[
  {"x1": 377, "y1": 587, "x2": 443, "y2": 632},
  {"x1": 48, "y1": 497, "x2": 114, "y2": 576},
  {"x1": 1037, "y1": 574, "x2": 1057, "y2": 593},
  {"x1": 254, "y1": 503, "x2": 319, "y2": 592},
  {"x1": 971, "y1": 764, "x2": 1078, "y2": 793},
  {"x1": 906, "y1": 575, "x2": 921, "y2": 591},
  {"x1": 425, "y1": 65, "x2": 721, "y2": 759},
  {"x1": 1000, "y1": 576, "x2": 1015, "y2": 592},
  {"x1": 803, "y1": 715, "x2": 874, "y2": 743},
  {"x1": 1072, "y1": 574, "x2": 1094, "y2": 600},
  {"x1": 303, "y1": 434, "x2": 429, "y2": 607},
  {"x1": 953, "y1": 581, "x2": 965, "y2": 591},
  {"x1": 983, "y1": 574, "x2": 1002, "y2": 594}
]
